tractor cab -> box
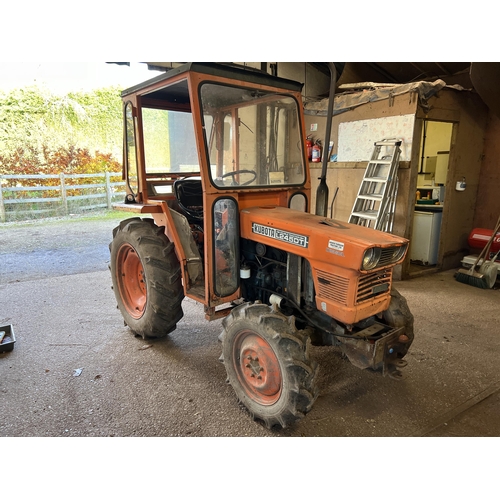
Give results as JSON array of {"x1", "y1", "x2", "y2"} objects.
[{"x1": 117, "y1": 63, "x2": 310, "y2": 316}]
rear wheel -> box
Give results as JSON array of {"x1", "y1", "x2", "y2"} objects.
[
  {"x1": 109, "y1": 218, "x2": 184, "y2": 339},
  {"x1": 219, "y1": 302, "x2": 319, "y2": 429}
]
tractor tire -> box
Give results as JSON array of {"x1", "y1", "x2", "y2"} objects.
[
  {"x1": 383, "y1": 287, "x2": 414, "y2": 357},
  {"x1": 219, "y1": 302, "x2": 319, "y2": 429},
  {"x1": 109, "y1": 217, "x2": 184, "y2": 339}
]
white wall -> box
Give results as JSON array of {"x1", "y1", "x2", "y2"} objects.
[{"x1": 337, "y1": 115, "x2": 415, "y2": 162}]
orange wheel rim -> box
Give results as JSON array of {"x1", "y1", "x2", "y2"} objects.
[
  {"x1": 116, "y1": 243, "x2": 146, "y2": 319},
  {"x1": 233, "y1": 330, "x2": 282, "y2": 405}
]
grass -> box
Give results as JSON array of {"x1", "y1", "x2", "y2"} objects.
[{"x1": 0, "y1": 209, "x2": 141, "y2": 229}]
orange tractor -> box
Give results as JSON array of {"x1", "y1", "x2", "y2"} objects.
[{"x1": 109, "y1": 63, "x2": 414, "y2": 429}]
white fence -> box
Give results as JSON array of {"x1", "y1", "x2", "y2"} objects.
[{"x1": 0, "y1": 172, "x2": 126, "y2": 222}]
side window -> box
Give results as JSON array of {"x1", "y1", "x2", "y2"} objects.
[
  {"x1": 142, "y1": 108, "x2": 199, "y2": 174},
  {"x1": 125, "y1": 102, "x2": 139, "y2": 198},
  {"x1": 213, "y1": 198, "x2": 239, "y2": 296},
  {"x1": 289, "y1": 192, "x2": 307, "y2": 212}
]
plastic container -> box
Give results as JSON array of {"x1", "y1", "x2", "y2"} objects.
[
  {"x1": 0, "y1": 324, "x2": 16, "y2": 353},
  {"x1": 468, "y1": 228, "x2": 500, "y2": 253}
]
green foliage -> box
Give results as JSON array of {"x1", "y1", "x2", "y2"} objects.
[
  {"x1": 0, "y1": 145, "x2": 122, "y2": 197},
  {"x1": 0, "y1": 85, "x2": 128, "y2": 221},
  {"x1": 0, "y1": 144, "x2": 120, "y2": 175},
  {"x1": 41, "y1": 145, "x2": 122, "y2": 175},
  {"x1": 0, "y1": 85, "x2": 123, "y2": 161}
]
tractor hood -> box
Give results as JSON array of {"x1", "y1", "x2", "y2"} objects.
[{"x1": 239, "y1": 206, "x2": 408, "y2": 272}]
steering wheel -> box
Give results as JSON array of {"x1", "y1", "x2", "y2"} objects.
[{"x1": 220, "y1": 169, "x2": 257, "y2": 186}]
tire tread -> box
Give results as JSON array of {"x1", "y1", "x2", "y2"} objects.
[{"x1": 109, "y1": 217, "x2": 184, "y2": 339}]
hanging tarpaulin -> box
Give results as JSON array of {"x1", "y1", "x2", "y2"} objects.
[{"x1": 304, "y1": 79, "x2": 454, "y2": 116}]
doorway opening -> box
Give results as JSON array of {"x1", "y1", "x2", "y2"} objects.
[{"x1": 409, "y1": 120, "x2": 454, "y2": 276}]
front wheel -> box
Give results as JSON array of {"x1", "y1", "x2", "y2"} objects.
[
  {"x1": 383, "y1": 287, "x2": 414, "y2": 357},
  {"x1": 219, "y1": 302, "x2": 319, "y2": 429},
  {"x1": 109, "y1": 217, "x2": 184, "y2": 339}
]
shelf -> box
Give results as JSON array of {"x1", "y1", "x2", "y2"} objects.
[{"x1": 414, "y1": 204, "x2": 443, "y2": 212}]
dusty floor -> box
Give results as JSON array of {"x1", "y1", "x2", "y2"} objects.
[{"x1": 1, "y1": 213, "x2": 499, "y2": 440}]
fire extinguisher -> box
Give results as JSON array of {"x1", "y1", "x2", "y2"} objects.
[
  {"x1": 312, "y1": 139, "x2": 322, "y2": 163},
  {"x1": 306, "y1": 135, "x2": 313, "y2": 161}
]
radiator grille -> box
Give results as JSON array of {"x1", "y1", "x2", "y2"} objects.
[
  {"x1": 378, "y1": 247, "x2": 403, "y2": 268},
  {"x1": 315, "y1": 268, "x2": 392, "y2": 306},
  {"x1": 356, "y1": 269, "x2": 392, "y2": 303},
  {"x1": 315, "y1": 270, "x2": 350, "y2": 305}
]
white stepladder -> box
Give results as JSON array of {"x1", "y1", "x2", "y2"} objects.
[{"x1": 348, "y1": 139, "x2": 402, "y2": 233}]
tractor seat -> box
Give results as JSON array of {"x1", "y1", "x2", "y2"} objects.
[{"x1": 173, "y1": 178, "x2": 203, "y2": 221}]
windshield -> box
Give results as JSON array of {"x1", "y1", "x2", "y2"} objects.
[{"x1": 200, "y1": 83, "x2": 306, "y2": 188}]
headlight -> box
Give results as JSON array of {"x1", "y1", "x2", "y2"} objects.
[
  {"x1": 362, "y1": 247, "x2": 382, "y2": 270},
  {"x1": 361, "y1": 244, "x2": 408, "y2": 271},
  {"x1": 390, "y1": 244, "x2": 407, "y2": 263}
]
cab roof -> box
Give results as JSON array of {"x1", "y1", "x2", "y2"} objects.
[{"x1": 121, "y1": 62, "x2": 304, "y2": 98}]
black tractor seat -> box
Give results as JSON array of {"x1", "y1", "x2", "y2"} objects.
[{"x1": 173, "y1": 178, "x2": 204, "y2": 222}]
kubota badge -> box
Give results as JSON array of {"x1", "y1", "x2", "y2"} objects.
[{"x1": 252, "y1": 223, "x2": 309, "y2": 248}]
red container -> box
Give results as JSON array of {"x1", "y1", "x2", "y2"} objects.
[
  {"x1": 305, "y1": 136, "x2": 313, "y2": 161},
  {"x1": 312, "y1": 142, "x2": 322, "y2": 163},
  {"x1": 468, "y1": 228, "x2": 500, "y2": 253}
]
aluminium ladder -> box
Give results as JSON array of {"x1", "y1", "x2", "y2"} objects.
[{"x1": 348, "y1": 139, "x2": 402, "y2": 233}]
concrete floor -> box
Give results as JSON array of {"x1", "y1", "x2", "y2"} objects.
[
  {"x1": 1, "y1": 263, "x2": 499, "y2": 438},
  {"x1": 0, "y1": 214, "x2": 499, "y2": 440}
]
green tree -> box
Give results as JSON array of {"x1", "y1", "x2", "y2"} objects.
[{"x1": 0, "y1": 85, "x2": 123, "y2": 161}]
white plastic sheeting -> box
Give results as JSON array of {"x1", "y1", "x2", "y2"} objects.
[{"x1": 304, "y1": 79, "x2": 454, "y2": 116}]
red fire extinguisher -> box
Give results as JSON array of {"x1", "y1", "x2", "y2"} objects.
[
  {"x1": 306, "y1": 135, "x2": 313, "y2": 161},
  {"x1": 312, "y1": 140, "x2": 322, "y2": 163}
]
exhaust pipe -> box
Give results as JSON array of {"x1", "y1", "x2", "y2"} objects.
[{"x1": 315, "y1": 62, "x2": 337, "y2": 217}]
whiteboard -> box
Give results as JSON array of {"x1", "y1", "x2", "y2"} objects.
[{"x1": 337, "y1": 115, "x2": 415, "y2": 162}]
